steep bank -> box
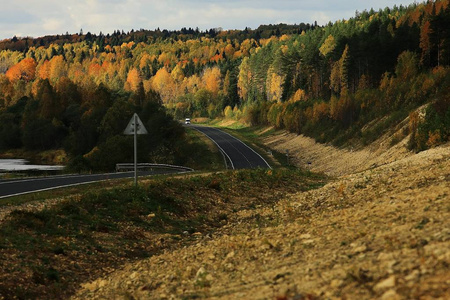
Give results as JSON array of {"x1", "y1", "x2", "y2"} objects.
[{"x1": 263, "y1": 130, "x2": 412, "y2": 177}]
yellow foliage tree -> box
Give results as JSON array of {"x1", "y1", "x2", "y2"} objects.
[
  {"x1": 224, "y1": 105, "x2": 233, "y2": 119},
  {"x1": 222, "y1": 70, "x2": 230, "y2": 96},
  {"x1": 319, "y1": 34, "x2": 336, "y2": 57},
  {"x1": 290, "y1": 89, "x2": 307, "y2": 102},
  {"x1": 49, "y1": 55, "x2": 67, "y2": 82},
  {"x1": 266, "y1": 67, "x2": 284, "y2": 102},
  {"x1": 330, "y1": 45, "x2": 350, "y2": 94},
  {"x1": 181, "y1": 74, "x2": 201, "y2": 94},
  {"x1": 151, "y1": 67, "x2": 176, "y2": 103},
  {"x1": 237, "y1": 57, "x2": 251, "y2": 100},
  {"x1": 171, "y1": 64, "x2": 185, "y2": 82},
  {"x1": 202, "y1": 66, "x2": 221, "y2": 96},
  {"x1": 224, "y1": 43, "x2": 235, "y2": 58}
]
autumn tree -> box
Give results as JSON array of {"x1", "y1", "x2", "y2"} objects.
[
  {"x1": 171, "y1": 64, "x2": 185, "y2": 82},
  {"x1": 330, "y1": 45, "x2": 350, "y2": 94},
  {"x1": 49, "y1": 55, "x2": 67, "y2": 82},
  {"x1": 150, "y1": 67, "x2": 176, "y2": 103},
  {"x1": 202, "y1": 66, "x2": 221, "y2": 97},
  {"x1": 55, "y1": 77, "x2": 81, "y2": 107},
  {"x1": 222, "y1": 70, "x2": 231, "y2": 96},
  {"x1": 319, "y1": 34, "x2": 336, "y2": 57},
  {"x1": 339, "y1": 45, "x2": 350, "y2": 92},
  {"x1": 5, "y1": 57, "x2": 37, "y2": 82},
  {"x1": 289, "y1": 89, "x2": 307, "y2": 102},
  {"x1": 266, "y1": 67, "x2": 284, "y2": 102},
  {"x1": 125, "y1": 67, "x2": 142, "y2": 92},
  {"x1": 237, "y1": 57, "x2": 251, "y2": 101}
]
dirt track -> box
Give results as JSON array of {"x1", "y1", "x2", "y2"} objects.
[{"x1": 72, "y1": 133, "x2": 450, "y2": 299}]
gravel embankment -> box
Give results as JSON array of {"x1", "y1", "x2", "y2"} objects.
[{"x1": 72, "y1": 143, "x2": 450, "y2": 299}]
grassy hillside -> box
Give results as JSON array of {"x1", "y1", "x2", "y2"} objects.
[
  {"x1": 70, "y1": 131, "x2": 450, "y2": 300},
  {"x1": 0, "y1": 168, "x2": 326, "y2": 299}
]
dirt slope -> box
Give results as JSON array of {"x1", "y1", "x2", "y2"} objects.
[
  {"x1": 72, "y1": 134, "x2": 450, "y2": 299},
  {"x1": 263, "y1": 131, "x2": 412, "y2": 177}
]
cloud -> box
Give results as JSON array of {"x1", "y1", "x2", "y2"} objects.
[
  {"x1": 0, "y1": 0, "x2": 417, "y2": 40},
  {"x1": 0, "y1": 3, "x2": 37, "y2": 25},
  {"x1": 42, "y1": 19, "x2": 66, "y2": 32}
]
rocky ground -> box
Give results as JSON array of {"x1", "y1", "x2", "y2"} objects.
[{"x1": 71, "y1": 132, "x2": 450, "y2": 299}]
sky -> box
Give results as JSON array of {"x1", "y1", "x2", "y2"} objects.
[{"x1": 0, "y1": 0, "x2": 419, "y2": 40}]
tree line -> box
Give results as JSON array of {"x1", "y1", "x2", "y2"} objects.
[{"x1": 0, "y1": 0, "x2": 449, "y2": 167}]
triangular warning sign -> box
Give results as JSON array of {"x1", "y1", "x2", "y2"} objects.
[{"x1": 124, "y1": 113, "x2": 148, "y2": 135}]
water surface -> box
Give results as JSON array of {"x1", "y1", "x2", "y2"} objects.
[{"x1": 0, "y1": 159, "x2": 64, "y2": 171}]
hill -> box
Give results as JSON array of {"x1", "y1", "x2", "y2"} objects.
[
  {"x1": 1, "y1": 0, "x2": 449, "y2": 167},
  {"x1": 70, "y1": 129, "x2": 450, "y2": 299},
  {"x1": 1, "y1": 2, "x2": 450, "y2": 297}
]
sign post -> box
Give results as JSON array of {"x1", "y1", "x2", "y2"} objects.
[{"x1": 124, "y1": 113, "x2": 148, "y2": 186}]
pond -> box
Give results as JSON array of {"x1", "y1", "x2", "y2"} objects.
[{"x1": 0, "y1": 159, "x2": 64, "y2": 171}]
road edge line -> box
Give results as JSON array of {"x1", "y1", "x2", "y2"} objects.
[
  {"x1": 214, "y1": 128, "x2": 272, "y2": 169},
  {"x1": 191, "y1": 126, "x2": 235, "y2": 170}
]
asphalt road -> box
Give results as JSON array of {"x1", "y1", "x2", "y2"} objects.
[
  {"x1": 192, "y1": 125, "x2": 271, "y2": 169},
  {"x1": 0, "y1": 171, "x2": 177, "y2": 199},
  {"x1": 0, "y1": 126, "x2": 269, "y2": 198}
]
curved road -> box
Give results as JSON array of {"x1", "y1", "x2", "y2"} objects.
[
  {"x1": 192, "y1": 125, "x2": 271, "y2": 169},
  {"x1": 0, "y1": 126, "x2": 270, "y2": 198}
]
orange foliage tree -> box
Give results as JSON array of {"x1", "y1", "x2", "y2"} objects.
[
  {"x1": 5, "y1": 58, "x2": 37, "y2": 82},
  {"x1": 125, "y1": 67, "x2": 142, "y2": 92}
]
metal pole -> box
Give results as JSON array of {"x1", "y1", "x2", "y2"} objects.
[{"x1": 134, "y1": 114, "x2": 138, "y2": 186}]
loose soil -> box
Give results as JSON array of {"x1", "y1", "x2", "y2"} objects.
[{"x1": 71, "y1": 131, "x2": 450, "y2": 299}]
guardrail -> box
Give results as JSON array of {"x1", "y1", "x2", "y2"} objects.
[{"x1": 115, "y1": 163, "x2": 194, "y2": 173}]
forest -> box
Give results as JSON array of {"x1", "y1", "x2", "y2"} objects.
[{"x1": 0, "y1": 0, "x2": 449, "y2": 171}]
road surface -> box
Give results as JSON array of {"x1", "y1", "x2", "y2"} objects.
[
  {"x1": 192, "y1": 125, "x2": 271, "y2": 169},
  {"x1": 0, "y1": 126, "x2": 270, "y2": 199},
  {"x1": 0, "y1": 170, "x2": 179, "y2": 199}
]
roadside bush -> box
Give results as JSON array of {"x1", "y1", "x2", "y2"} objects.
[
  {"x1": 417, "y1": 93, "x2": 450, "y2": 149},
  {"x1": 65, "y1": 155, "x2": 91, "y2": 174},
  {"x1": 85, "y1": 135, "x2": 134, "y2": 171}
]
